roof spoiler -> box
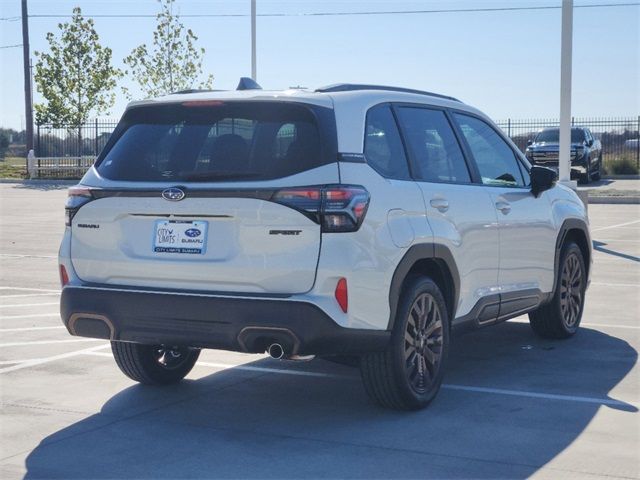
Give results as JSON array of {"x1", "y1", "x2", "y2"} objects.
[{"x1": 237, "y1": 77, "x2": 262, "y2": 91}]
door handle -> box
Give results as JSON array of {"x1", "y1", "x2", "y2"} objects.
[
  {"x1": 495, "y1": 201, "x2": 511, "y2": 214},
  {"x1": 430, "y1": 198, "x2": 449, "y2": 212}
]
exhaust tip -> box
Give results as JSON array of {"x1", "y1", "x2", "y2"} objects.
[{"x1": 267, "y1": 343, "x2": 285, "y2": 360}]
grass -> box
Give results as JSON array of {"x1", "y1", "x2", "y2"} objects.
[
  {"x1": 602, "y1": 153, "x2": 639, "y2": 175},
  {"x1": 0, "y1": 163, "x2": 27, "y2": 179}
]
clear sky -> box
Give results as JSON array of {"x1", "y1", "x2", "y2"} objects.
[{"x1": 0, "y1": 0, "x2": 638, "y2": 130}]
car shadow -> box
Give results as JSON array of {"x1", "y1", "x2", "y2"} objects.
[
  {"x1": 593, "y1": 240, "x2": 640, "y2": 262},
  {"x1": 23, "y1": 322, "x2": 637, "y2": 479}
]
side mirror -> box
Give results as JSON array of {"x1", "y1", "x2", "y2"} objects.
[
  {"x1": 527, "y1": 139, "x2": 533, "y2": 146},
  {"x1": 530, "y1": 165, "x2": 557, "y2": 197},
  {"x1": 587, "y1": 139, "x2": 594, "y2": 147}
]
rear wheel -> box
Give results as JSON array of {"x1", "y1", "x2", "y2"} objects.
[
  {"x1": 529, "y1": 242, "x2": 586, "y2": 339},
  {"x1": 360, "y1": 276, "x2": 449, "y2": 410},
  {"x1": 111, "y1": 341, "x2": 200, "y2": 385}
]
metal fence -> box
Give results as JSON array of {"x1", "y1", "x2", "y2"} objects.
[
  {"x1": 32, "y1": 116, "x2": 640, "y2": 178},
  {"x1": 494, "y1": 117, "x2": 640, "y2": 168},
  {"x1": 35, "y1": 119, "x2": 117, "y2": 158}
]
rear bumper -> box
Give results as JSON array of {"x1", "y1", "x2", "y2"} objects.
[{"x1": 60, "y1": 285, "x2": 389, "y2": 355}]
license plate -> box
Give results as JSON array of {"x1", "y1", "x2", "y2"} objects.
[{"x1": 153, "y1": 220, "x2": 208, "y2": 254}]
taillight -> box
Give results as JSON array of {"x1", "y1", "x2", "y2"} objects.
[
  {"x1": 65, "y1": 186, "x2": 94, "y2": 226},
  {"x1": 271, "y1": 185, "x2": 369, "y2": 233}
]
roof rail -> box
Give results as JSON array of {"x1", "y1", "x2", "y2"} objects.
[
  {"x1": 169, "y1": 89, "x2": 222, "y2": 95},
  {"x1": 315, "y1": 84, "x2": 461, "y2": 102}
]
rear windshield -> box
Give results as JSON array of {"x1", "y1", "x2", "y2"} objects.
[
  {"x1": 534, "y1": 128, "x2": 585, "y2": 143},
  {"x1": 96, "y1": 101, "x2": 336, "y2": 182}
]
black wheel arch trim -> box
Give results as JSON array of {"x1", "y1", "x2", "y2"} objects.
[
  {"x1": 551, "y1": 218, "x2": 592, "y2": 300},
  {"x1": 387, "y1": 243, "x2": 460, "y2": 331}
]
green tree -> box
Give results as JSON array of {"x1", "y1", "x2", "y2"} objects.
[
  {"x1": 0, "y1": 130, "x2": 10, "y2": 159},
  {"x1": 124, "y1": 0, "x2": 214, "y2": 98},
  {"x1": 34, "y1": 7, "x2": 121, "y2": 128}
]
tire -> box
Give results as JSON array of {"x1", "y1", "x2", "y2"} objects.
[
  {"x1": 591, "y1": 157, "x2": 602, "y2": 181},
  {"x1": 111, "y1": 341, "x2": 200, "y2": 385},
  {"x1": 360, "y1": 276, "x2": 449, "y2": 410},
  {"x1": 529, "y1": 241, "x2": 586, "y2": 339}
]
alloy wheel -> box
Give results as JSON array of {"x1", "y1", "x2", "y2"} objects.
[
  {"x1": 404, "y1": 293, "x2": 444, "y2": 393},
  {"x1": 559, "y1": 252, "x2": 583, "y2": 328}
]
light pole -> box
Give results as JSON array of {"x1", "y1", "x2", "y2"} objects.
[
  {"x1": 251, "y1": 0, "x2": 257, "y2": 81},
  {"x1": 559, "y1": 0, "x2": 574, "y2": 187}
]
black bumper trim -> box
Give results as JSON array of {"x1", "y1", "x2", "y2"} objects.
[{"x1": 60, "y1": 286, "x2": 390, "y2": 355}]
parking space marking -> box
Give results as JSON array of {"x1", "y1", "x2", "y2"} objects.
[
  {"x1": 0, "y1": 313, "x2": 59, "y2": 320},
  {"x1": 0, "y1": 293, "x2": 60, "y2": 299},
  {"x1": 0, "y1": 326, "x2": 65, "y2": 333},
  {"x1": 591, "y1": 282, "x2": 639, "y2": 287},
  {"x1": 0, "y1": 253, "x2": 57, "y2": 259},
  {"x1": 0, "y1": 302, "x2": 59, "y2": 308},
  {"x1": 0, "y1": 287, "x2": 59, "y2": 293},
  {"x1": 0, "y1": 338, "x2": 103, "y2": 348},
  {"x1": 509, "y1": 318, "x2": 640, "y2": 330},
  {"x1": 88, "y1": 356, "x2": 640, "y2": 409},
  {"x1": 591, "y1": 219, "x2": 640, "y2": 232},
  {"x1": 441, "y1": 384, "x2": 638, "y2": 408},
  {"x1": 0, "y1": 344, "x2": 110, "y2": 374}
]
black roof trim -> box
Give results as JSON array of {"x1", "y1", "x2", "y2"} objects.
[
  {"x1": 315, "y1": 83, "x2": 461, "y2": 102},
  {"x1": 169, "y1": 89, "x2": 224, "y2": 95}
]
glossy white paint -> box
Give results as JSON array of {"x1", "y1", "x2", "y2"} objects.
[
  {"x1": 60, "y1": 87, "x2": 589, "y2": 334},
  {"x1": 485, "y1": 187, "x2": 557, "y2": 294},
  {"x1": 416, "y1": 182, "x2": 500, "y2": 317}
]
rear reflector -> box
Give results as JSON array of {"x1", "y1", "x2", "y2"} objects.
[
  {"x1": 335, "y1": 278, "x2": 348, "y2": 313},
  {"x1": 59, "y1": 264, "x2": 69, "y2": 287}
]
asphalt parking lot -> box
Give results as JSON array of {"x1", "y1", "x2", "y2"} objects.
[{"x1": 0, "y1": 182, "x2": 638, "y2": 479}]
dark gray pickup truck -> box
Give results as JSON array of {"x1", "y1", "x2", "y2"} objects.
[{"x1": 525, "y1": 127, "x2": 602, "y2": 183}]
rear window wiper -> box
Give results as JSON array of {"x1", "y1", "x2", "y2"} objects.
[{"x1": 179, "y1": 171, "x2": 264, "y2": 181}]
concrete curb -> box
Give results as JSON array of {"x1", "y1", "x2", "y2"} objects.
[
  {"x1": 603, "y1": 175, "x2": 640, "y2": 180},
  {"x1": 588, "y1": 196, "x2": 640, "y2": 205}
]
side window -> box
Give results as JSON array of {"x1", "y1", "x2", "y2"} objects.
[
  {"x1": 396, "y1": 107, "x2": 471, "y2": 183},
  {"x1": 453, "y1": 113, "x2": 525, "y2": 187},
  {"x1": 364, "y1": 105, "x2": 411, "y2": 180}
]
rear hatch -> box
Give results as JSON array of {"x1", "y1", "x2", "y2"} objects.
[{"x1": 69, "y1": 100, "x2": 339, "y2": 294}]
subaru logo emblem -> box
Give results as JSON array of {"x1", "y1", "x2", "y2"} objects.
[{"x1": 162, "y1": 187, "x2": 185, "y2": 201}]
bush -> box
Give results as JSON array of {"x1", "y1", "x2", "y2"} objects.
[{"x1": 603, "y1": 154, "x2": 639, "y2": 175}]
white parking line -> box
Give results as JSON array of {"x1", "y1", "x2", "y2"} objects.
[
  {"x1": 0, "y1": 326, "x2": 66, "y2": 333},
  {"x1": 0, "y1": 344, "x2": 110, "y2": 374},
  {"x1": 0, "y1": 313, "x2": 59, "y2": 320},
  {"x1": 0, "y1": 287, "x2": 59, "y2": 293},
  {"x1": 591, "y1": 219, "x2": 640, "y2": 232},
  {"x1": 441, "y1": 384, "x2": 637, "y2": 408},
  {"x1": 0, "y1": 302, "x2": 59, "y2": 308},
  {"x1": 0, "y1": 293, "x2": 60, "y2": 299},
  {"x1": 0, "y1": 253, "x2": 57, "y2": 259},
  {"x1": 509, "y1": 318, "x2": 639, "y2": 330},
  {"x1": 0, "y1": 339, "x2": 103, "y2": 348},
  {"x1": 591, "y1": 282, "x2": 639, "y2": 288}
]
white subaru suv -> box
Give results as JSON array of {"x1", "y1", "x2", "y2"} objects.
[{"x1": 59, "y1": 80, "x2": 591, "y2": 410}]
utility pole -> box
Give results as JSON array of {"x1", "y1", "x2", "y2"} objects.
[
  {"x1": 251, "y1": 0, "x2": 257, "y2": 81},
  {"x1": 558, "y1": 0, "x2": 574, "y2": 187},
  {"x1": 21, "y1": 0, "x2": 34, "y2": 154}
]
